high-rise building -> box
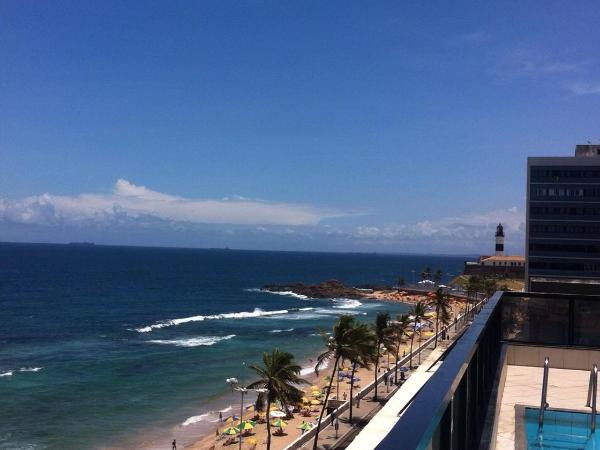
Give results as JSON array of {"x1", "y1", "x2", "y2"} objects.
[{"x1": 526, "y1": 144, "x2": 600, "y2": 293}]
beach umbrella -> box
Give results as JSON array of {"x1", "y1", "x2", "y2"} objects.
[
  {"x1": 400, "y1": 367, "x2": 409, "y2": 372},
  {"x1": 324, "y1": 375, "x2": 332, "y2": 382},
  {"x1": 297, "y1": 422, "x2": 314, "y2": 431},
  {"x1": 269, "y1": 410, "x2": 286, "y2": 418},
  {"x1": 246, "y1": 438, "x2": 257, "y2": 446},
  {"x1": 245, "y1": 404, "x2": 255, "y2": 412},
  {"x1": 310, "y1": 399, "x2": 321, "y2": 405},
  {"x1": 351, "y1": 376, "x2": 361, "y2": 382},
  {"x1": 311, "y1": 385, "x2": 319, "y2": 390},
  {"x1": 225, "y1": 415, "x2": 239, "y2": 424},
  {"x1": 271, "y1": 419, "x2": 288, "y2": 428},
  {"x1": 223, "y1": 427, "x2": 239, "y2": 435},
  {"x1": 270, "y1": 404, "x2": 278, "y2": 411},
  {"x1": 237, "y1": 421, "x2": 255, "y2": 431},
  {"x1": 302, "y1": 396, "x2": 309, "y2": 404}
]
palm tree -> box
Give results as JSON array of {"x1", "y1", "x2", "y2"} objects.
[
  {"x1": 312, "y1": 315, "x2": 364, "y2": 450},
  {"x1": 347, "y1": 322, "x2": 377, "y2": 423},
  {"x1": 387, "y1": 314, "x2": 410, "y2": 384},
  {"x1": 433, "y1": 268, "x2": 443, "y2": 285},
  {"x1": 429, "y1": 288, "x2": 451, "y2": 348},
  {"x1": 397, "y1": 276, "x2": 406, "y2": 291},
  {"x1": 372, "y1": 312, "x2": 390, "y2": 402},
  {"x1": 408, "y1": 301, "x2": 427, "y2": 369},
  {"x1": 247, "y1": 349, "x2": 308, "y2": 450}
]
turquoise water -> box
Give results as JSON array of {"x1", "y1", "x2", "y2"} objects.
[
  {"x1": 525, "y1": 407, "x2": 600, "y2": 449},
  {"x1": 0, "y1": 243, "x2": 465, "y2": 449}
]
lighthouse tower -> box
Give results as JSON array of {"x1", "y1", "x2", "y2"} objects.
[{"x1": 495, "y1": 223, "x2": 505, "y2": 256}]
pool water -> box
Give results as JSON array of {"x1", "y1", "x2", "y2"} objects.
[{"x1": 524, "y1": 407, "x2": 600, "y2": 449}]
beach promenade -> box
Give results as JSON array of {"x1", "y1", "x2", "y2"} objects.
[{"x1": 190, "y1": 297, "x2": 482, "y2": 450}]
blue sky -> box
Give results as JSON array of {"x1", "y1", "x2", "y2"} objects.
[{"x1": 1, "y1": 1, "x2": 599, "y2": 253}]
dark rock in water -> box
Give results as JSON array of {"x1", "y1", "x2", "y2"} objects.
[{"x1": 261, "y1": 279, "x2": 366, "y2": 299}]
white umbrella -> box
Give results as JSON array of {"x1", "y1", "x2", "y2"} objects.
[{"x1": 270, "y1": 410, "x2": 286, "y2": 418}]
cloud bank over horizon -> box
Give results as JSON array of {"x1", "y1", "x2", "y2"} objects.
[{"x1": 0, "y1": 181, "x2": 524, "y2": 254}]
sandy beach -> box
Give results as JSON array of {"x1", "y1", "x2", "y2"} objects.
[{"x1": 186, "y1": 291, "x2": 465, "y2": 450}]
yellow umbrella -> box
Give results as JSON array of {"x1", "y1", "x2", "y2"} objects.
[
  {"x1": 270, "y1": 404, "x2": 278, "y2": 411},
  {"x1": 302, "y1": 397, "x2": 309, "y2": 404},
  {"x1": 223, "y1": 427, "x2": 239, "y2": 435},
  {"x1": 246, "y1": 438, "x2": 257, "y2": 446},
  {"x1": 238, "y1": 421, "x2": 255, "y2": 431},
  {"x1": 311, "y1": 385, "x2": 319, "y2": 390},
  {"x1": 246, "y1": 404, "x2": 255, "y2": 413},
  {"x1": 310, "y1": 399, "x2": 321, "y2": 405},
  {"x1": 272, "y1": 419, "x2": 288, "y2": 428}
]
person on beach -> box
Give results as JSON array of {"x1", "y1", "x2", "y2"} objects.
[
  {"x1": 343, "y1": 392, "x2": 347, "y2": 401},
  {"x1": 172, "y1": 439, "x2": 177, "y2": 450},
  {"x1": 219, "y1": 411, "x2": 223, "y2": 422}
]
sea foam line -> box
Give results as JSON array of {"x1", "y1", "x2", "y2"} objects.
[
  {"x1": 136, "y1": 307, "x2": 314, "y2": 333},
  {"x1": 331, "y1": 298, "x2": 363, "y2": 309},
  {"x1": 182, "y1": 406, "x2": 233, "y2": 426},
  {"x1": 246, "y1": 288, "x2": 310, "y2": 300},
  {"x1": 0, "y1": 371, "x2": 13, "y2": 377},
  {"x1": 148, "y1": 335, "x2": 236, "y2": 347},
  {"x1": 269, "y1": 328, "x2": 295, "y2": 333}
]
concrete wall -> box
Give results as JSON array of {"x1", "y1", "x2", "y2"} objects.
[{"x1": 507, "y1": 344, "x2": 600, "y2": 370}]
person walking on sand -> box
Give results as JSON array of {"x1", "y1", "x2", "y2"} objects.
[{"x1": 172, "y1": 439, "x2": 177, "y2": 450}]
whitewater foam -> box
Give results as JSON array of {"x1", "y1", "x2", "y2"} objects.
[
  {"x1": 19, "y1": 367, "x2": 42, "y2": 372},
  {"x1": 182, "y1": 405, "x2": 234, "y2": 426},
  {"x1": 136, "y1": 307, "x2": 312, "y2": 333},
  {"x1": 0, "y1": 371, "x2": 13, "y2": 377},
  {"x1": 331, "y1": 298, "x2": 363, "y2": 309},
  {"x1": 148, "y1": 335, "x2": 236, "y2": 347},
  {"x1": 269, "y1": 328, "x2": 295, "y2": 333}
]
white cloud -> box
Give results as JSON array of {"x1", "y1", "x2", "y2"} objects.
[
  {"x1": 351, "y1": 206, "x2": 525, "y2": 243},
  {"x1": 568, "y1": 82, "x2": 600, "y2": 95},
  {"x1": 0, "y1": 179, "x2": 345, "y2": 227}
]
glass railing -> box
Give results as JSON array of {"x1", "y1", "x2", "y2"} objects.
[{"x1": 375, "y1": 290, "x2": 600, "y2": 450}]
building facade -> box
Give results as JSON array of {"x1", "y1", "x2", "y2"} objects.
[{"x1": 526, "y1": 144, "x2": 600, "y2": 293}]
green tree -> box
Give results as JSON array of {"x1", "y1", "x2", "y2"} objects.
[
  {"x1": 397, "y1": 276, "x2": 406, "y2": 290},
  {"x1": 433, "y1": 269, "x2": 443, "y2": 285},
  {"x1": 387, "y1": 314, "x2": 411, "y2": 384},
  {"x1": 420, "y1": 267, "x2": 432, "y2": 281},
  {"x1": 484, "y1": 278, "x2": 498, "y2": 298},
  {"x1": 372, "y1": 312, "x2": 390, "y2": 401},
  {"x1": 429, "y1": 288, "x2": 451, "y2": 348},
  {"x1": 409, "y1": 301, "x2": 428, "y2": 369},
  {"x1": 312, "y1": 315, "x2": 371, "y2": 450},
  {"x1": 347, "y1": 322, "x2": 377, "y2": 423},
  {"x1": 247, "y1": 349, "x2": 308, "y2": 450}
]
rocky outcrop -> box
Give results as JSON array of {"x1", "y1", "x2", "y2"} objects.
[{"x1": 261, "y1": 279, "x2": 365, "y2": 299}]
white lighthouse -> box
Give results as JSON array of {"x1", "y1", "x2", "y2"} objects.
[{"x1": 495, "y1": 223, "x2": 505, "y2": 256}]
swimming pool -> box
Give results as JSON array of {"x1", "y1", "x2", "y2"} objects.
[{"x1": 519, "y1": 406, "x2": 599, "y2": 449}]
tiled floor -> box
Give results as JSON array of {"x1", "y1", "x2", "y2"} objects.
[{"x1": 495, "y1": 365, "x2": 591, "y2": 450}]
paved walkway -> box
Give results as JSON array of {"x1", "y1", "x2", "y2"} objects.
[{"x1": 297, "y1": 314, "x2": 474, "y2": 450}]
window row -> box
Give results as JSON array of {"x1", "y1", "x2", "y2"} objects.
[
  {"x1": 530, "y1": 223, "x2": 600, "y2": 235},
  {"x1": 532, "y1": 186, "x2": 600, "y2": 198},
  {"x1": 531, "y1": 167, "x2": 600, "y2": 181},
  {"x1": 529, "y1": 242, "x2": 600, "y2": 254},
  {"x1": 529, "y1": 260, "x2": 600, "y2": 273},
  {"x1": 530, "y1": 206, "x2": 600, "y2": 217}
]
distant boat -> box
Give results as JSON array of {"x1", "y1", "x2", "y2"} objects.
[{"x1": 67, "y1": 242, "x2": 95, "y2": 247}]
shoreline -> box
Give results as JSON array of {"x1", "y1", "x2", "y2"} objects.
[{"x1": 185, "y1": 291, "x2": 465, "y2": 450}]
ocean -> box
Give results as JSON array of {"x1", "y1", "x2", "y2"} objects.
[{"x1": 0, "y1": 243, "x2": 466, "y2": 449}]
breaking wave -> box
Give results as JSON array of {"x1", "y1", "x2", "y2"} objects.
[
  {"x1": 269, "y1": 328, "x2": 295, "y2": 333},
  {"x1": 246, "y1": 288, "x2": 310, "y2": 300},
  {"x1": 182, "y1": 406, "x2": 233, "y2": 426},
  {"x1": 332, "y1": 299, "x2": 363, "y2": 309},
  {"x1": 148, "y1": 335, "x2": 236, "y2": 347},
  {"x1": 136, "y1": 307, "x2": 314, "y2": 332},
  {"x1": 0, "y1": 371, "x2": 13, "y2": 377}
]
